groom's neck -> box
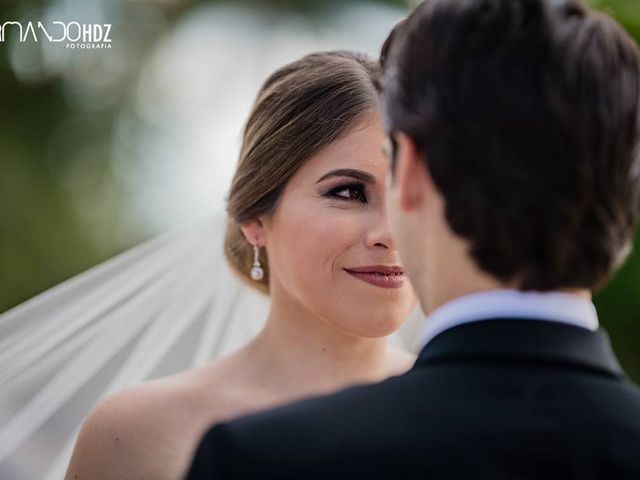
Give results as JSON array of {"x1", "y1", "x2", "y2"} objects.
[
  {"x1": 411, "y1": 208, "x2": 593, "y2": 315},
  {"x1": 422, "y1": 269, "x2": 510, "y2": 315},
  {"x1": 419, "y1": 257, "x2": 592, "y2": 315}
]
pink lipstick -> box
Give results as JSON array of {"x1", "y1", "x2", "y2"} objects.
[{"x1": 344, "y1": 265, "x2": 406, "y2": 289}]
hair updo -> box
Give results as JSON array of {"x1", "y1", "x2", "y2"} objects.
[{"x1": 224, "y1": 50, "x2": 382, "y2": 294}]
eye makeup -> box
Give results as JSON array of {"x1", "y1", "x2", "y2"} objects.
[{"x1": 323, "y1": 181, "x2": 368, "y2": 203}]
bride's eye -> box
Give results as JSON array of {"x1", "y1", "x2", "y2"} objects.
[{"x1": 325, "y1": 181, "x2": 368, "y2": 203}]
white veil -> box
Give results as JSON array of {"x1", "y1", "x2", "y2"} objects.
[{"x1": 0, "y1": 212, "x2": 426, "y2": 479}]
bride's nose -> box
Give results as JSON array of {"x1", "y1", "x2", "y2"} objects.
[{"x1": 364, "y1": 208, "x2": 395, "y2": 250}]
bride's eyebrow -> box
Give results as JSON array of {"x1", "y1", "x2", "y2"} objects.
[{"x1": 315, "y1": 169, "x2": 376, "y2": 184}]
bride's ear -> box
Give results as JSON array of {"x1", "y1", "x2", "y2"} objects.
[{"x1": 239, "y1": 218, "x2": 266, "y2": 247}]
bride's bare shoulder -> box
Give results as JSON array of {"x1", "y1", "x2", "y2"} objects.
[{"x1": 64, "y1": 356, "x2": 242, "y2": 480}]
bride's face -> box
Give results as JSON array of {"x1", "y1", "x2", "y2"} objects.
[{"x1": 262, "y1": 113, "x2": 418, "y2": 338}]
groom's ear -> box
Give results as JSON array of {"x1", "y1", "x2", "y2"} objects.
[{"x1": 394, "y1": 132, "x2": 433, "y2": 213}]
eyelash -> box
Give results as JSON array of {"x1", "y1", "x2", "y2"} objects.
[{"x1": 325, "y1": 181, "x2": 368, "y2": 204}]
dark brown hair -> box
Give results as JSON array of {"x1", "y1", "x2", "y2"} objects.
[
  {"x1": 224, "y1": 51, "x2": 381, "y2": 294},
  {"x1": 381, "y1": 0, "x2": 640, "y2": 291}
]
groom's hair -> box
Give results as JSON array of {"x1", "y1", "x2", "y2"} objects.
[{"x1": 381, "y1": 0, "x2": 640, "y2": 291}]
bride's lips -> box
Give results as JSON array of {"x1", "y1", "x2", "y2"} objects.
[{"x1": 343, "y1": 265, "x2": 406, "y2": 289}]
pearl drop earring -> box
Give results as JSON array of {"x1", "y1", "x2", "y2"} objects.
[{"x1": 250, "y1": 243, "x2": 264, "y2": 281}]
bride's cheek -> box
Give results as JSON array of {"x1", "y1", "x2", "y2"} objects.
[
  {"x1": 312, "y1": 216, "x2": 358, "y2": 267},
  {"x1": 274, "y1": 197, "x2": 359, "y2": 291}
]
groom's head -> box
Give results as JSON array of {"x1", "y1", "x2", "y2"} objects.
[{"x1": 380, "y1": 0, "x2": 640, "y2": 311}]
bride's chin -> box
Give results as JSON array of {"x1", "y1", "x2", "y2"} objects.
[
  {"x1": 323, "y1": 298, "x2": 409, "y2": 338},
  {"x1": 331, "y1": 316, "x2": 404, "y2": 339}
]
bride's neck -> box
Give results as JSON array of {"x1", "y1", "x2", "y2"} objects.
[{"x1": 243, "y1": 291, "x2": 392, "y2": 399}]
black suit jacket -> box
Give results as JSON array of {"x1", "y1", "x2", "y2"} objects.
[{"x1": 186, "y1": 319, "x2": 640, "y2": 479}]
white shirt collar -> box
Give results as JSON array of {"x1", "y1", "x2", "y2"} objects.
[{"x1": 420, "y1": 289, "x2": 599, "y2": 349}]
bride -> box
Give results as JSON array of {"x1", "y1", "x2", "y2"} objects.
[{"x1": 64, "y1": 50, "x2": 418, "y2": 480}]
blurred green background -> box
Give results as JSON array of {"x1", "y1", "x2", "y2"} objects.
[{"x1": 0, "y1": 0, "x2": 639, "y2": 382}]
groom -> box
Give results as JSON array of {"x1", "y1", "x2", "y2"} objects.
[{"x1": 187, "y1": 0, "x2": 640, "y2": 478}]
